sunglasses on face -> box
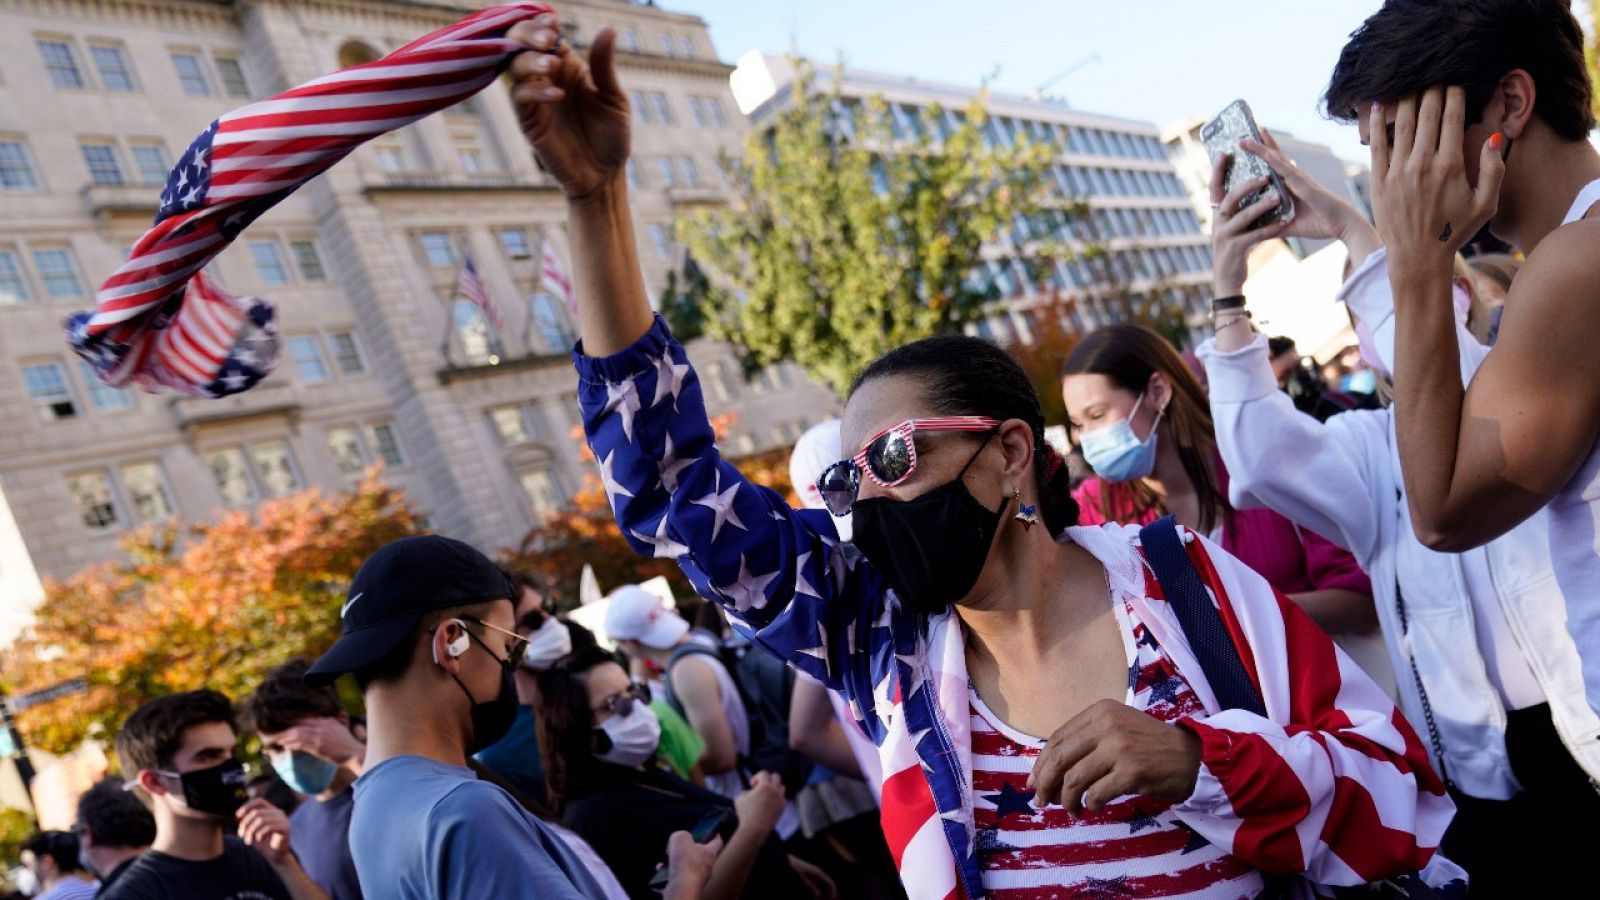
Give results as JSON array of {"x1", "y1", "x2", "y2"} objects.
[
  {"x1": 815, "y1": 416, "x2": 1001, "y2": 516},
  {"x1": 594, "y1": 681, "x2": 652, "y2": 717}
]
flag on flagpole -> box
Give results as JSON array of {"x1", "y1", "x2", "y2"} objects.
[
  {"x1": 66, "y1": 2, "x2": 552, "y2": 398},
  {"x1": 456, "y1": 254, "x2": 505, "y2": 333},
  {"x1": 539, "y1": 239, "x2": 575, "y2": 314}
]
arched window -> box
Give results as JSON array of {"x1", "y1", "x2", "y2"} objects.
[
  {"x1": 452, "y1": 300, "x2": 501, "y2": 364},
  {"x1": 529, "y1": 292, "x2": 575, "y2": 352},
  {"x1": 337, "y1": 41, "x2": 380, "y2": 68}
]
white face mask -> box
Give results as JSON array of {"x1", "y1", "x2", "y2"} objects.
[
  {"x1": 521, "y1": 617, "x2": 572, "y2": 671},
  {"x1": 594, "y1": 702, "x2": 661, "y2": 767}
]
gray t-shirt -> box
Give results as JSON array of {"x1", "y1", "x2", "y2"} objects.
[{"x1": 350, "y1": 756, "x2": 605, "y2": 900}]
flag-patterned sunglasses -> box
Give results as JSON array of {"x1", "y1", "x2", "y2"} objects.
[{"x1": 815, "y1": 416, "x2": 1001, "y2": 516}]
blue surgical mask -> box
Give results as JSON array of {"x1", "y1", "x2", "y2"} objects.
[
  {"x1": 1080, "y1": 392, "x2": 1162, "y2": 482},
  {"x1": 270, "y1": 750, "x2": 339, "y2": 796}
]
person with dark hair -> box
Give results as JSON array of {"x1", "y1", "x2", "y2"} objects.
[
  {"x1": 1199, "y1": 128, "x2": 1600, "y2": 894},
  {"x1": 104, "y1": 691, "x2": 325, "y2": 900},
  {"x1": 507, "y1": 13, "x2": 1459, "y2": 896},
  {"x1": 19, "y1": 832, "x2": 95, "y2": 900},
  {"x1": 304, "y1": 531, "x2": 712, "y2": 899},
  {"x1": 474, "y1": 574, "x2": 561, "y2": 803},
  {"x1": 73, "y1": 777, "x2": 153, "y2": 896},
  {"x1": 1060, "y1": 326, "x2": 1388, "y2": 687},
  {"x1": 534, "y1": 646, "x2": 825, "y2": 899},
  {"x1": 243, "y1": 659, "x2": 366, "y2": 899},
  {"x1": 1324, "y1": 0, "x2": 1600, "y2": 726}
]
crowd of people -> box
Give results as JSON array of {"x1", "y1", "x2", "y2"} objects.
[{"x1": 13, "y1": 0, "x2": 1600, "y2": 896}]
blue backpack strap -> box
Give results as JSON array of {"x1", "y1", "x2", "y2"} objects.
[{"x1": 1138, "y1": 516, "x2": 1267, "y2": 718}]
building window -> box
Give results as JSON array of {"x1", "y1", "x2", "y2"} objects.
[
  {"x1": 659, "y1": 34, "x2": 676, "y2": 56},
  {"x1": 0, "y1": 140, "x2": 40, "y2": 191},
  {"x1": 288, "y1": 240, "x2": 325, "y2": 281},
  {"x1": 418, "y1": 232, "x2": 456, "y2": 268},
  {"x1": 630, "y1": 90, "x2": 654, "y2": 125},
  {"x1": 457, "y1": 144, "x2": 484, "y2": 173},
  {"x1": 80, "y1": 142, "x2": 124, "y2": 186},
  {"x1": 38, "y1": 40, "x2": 85, "y2": 89},
  {"x1": 498, "y1": 227, "x2": 531, "y2": 259},
  {"x1": 0, "y1": 249, "x2": 29, "y2": 304},
  {"x1": 451, "y1": 301, "x2": 498, "y2": 364},
  {"x1": 625, "y1": 159, "x2": 641, "y2": 189},
  {"x1": 530, "y1": 293, "x2": 575, "y2": 352},
  {"x1": 374, "y1": 143, "x2": 405, "y2": 172},
  {"x1": 23, "y1": 361, "x2": 77, "y2": 420},
  {"x1": 703, "y1": 359, "x2": 738, "y2": 403},
  {"x1": 647, "y1": 224, "x2": 672, "y2": 260},
  {"x1": 366, "y1": 421, "x2": 405, "y2": 467},
  {"x1": 676, "y1": 157, "x2": 700, "y2": 186},
  {"x1": 620, "y1": 29, "x2": 641, "y2": 52},
  {"x1": 651, "y1": 92, "x2": 674, "y2": 125},
  {"x1": 207, "y1": 447, "x2": 256, "y2": 505},
  {"x1": 704, "y1": 96, "x2": 728, "y2": 128},
  {"x1": 688, "y1": 97, "x2": 708, "y2": 128},
  {"x1": 67, "y1": 471, "x2": 119, "y2": 529},
  {"x1": 33, "y1": 248, "x2": 83, "y2": 298},
  {"x1": 286, "y1": 335, "x2": 329, "y2": 382},
  {"x1": 78, "y1": 361, "x2": 131, "y2": 411},
  {"x1": 656, "y1": 157, "x2": 677, "y2": 187},
  {"x1": 129, "y1": 143, "x2": 169, "y2": 185},
  {"x1": 520, "y1": 469, "x2": 565, "y2": 517},
  {"x1": 731, "y1": 434, "x2": 756, "y2": 455},
  {"x1": 121, "y1": 462, "x2": 173, "y2": 522},
  {"x1": 489, "y1": 404, "x2": 531, "y2": 444},
  {"x1": 327, "y1": 331, "x2": 365, "y2": 375},
  {"x1": 251, "y1": 441, "x2": 300, "y2": 497},
  {"x1": 677, "y1": 35, "x2": 696, "y2": 57},
  {"x1": 213, "y1": 55, "x2": 250, "y2": 98},
  {"x1": 87, "y1": 44, "x2": 137, "y2": 92},
  {"x1": 249, "y1": 241, "x2": 290, "y2": 286},
  {"x1": 326, "y1": 427, "x2": 367, "y2": 476},
  {"x1": 171, "y1": 52, "x2": 212, "y2": 95}
]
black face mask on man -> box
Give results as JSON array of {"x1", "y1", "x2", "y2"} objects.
[
  {"x1": 156, "y1": 757, "x2": 249, "y2": 817},
  {"x1": 440, "y1": 624, "x2": 520, "y2": 753},
  {"x1": 852, "y1": 431, "x2": 1009, "y2": 614}
]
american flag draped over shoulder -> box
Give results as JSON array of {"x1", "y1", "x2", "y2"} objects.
[{"x1": 66, "y1": 1, "x2": 552, "y2": 398}]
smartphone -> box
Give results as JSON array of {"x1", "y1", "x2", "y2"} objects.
[
  {"x1": 649, "y1": 810, "x2": 737, "y2": 892},
  {"x1": 1200, "y1": 99, "x2": 1295, "y2": 230}
]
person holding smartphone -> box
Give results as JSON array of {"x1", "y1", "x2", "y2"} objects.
[
  {"x1": 501, "y1": 9, "x2": 1459, "y2": 897},
  {"x1": 1197, "y1": 126, "x2": 1600, "y2": 894},
  {"x1": 534, "y1": 646, "x2": 831, "y2": 899}
]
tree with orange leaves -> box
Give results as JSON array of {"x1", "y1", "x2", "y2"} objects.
[{"x1": 0, "y1": 472, "x2": 418, "y2": 756}]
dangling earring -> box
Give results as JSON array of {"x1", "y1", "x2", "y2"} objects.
[{"x1": 1012, "y1": 487, "x2": 1040, "y2": 532}]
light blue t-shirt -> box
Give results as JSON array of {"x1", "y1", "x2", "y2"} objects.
[{"x1": 350, "y1": 755, "x2": 604, "y2": 900}]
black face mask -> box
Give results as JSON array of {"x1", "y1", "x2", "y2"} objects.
[
  {"x1": 452, "y1": 633, "x2": 520, "y2": 754},
  {"x1": 160, "y1": 757, "x2": 248, "y2": 817},
  {"x1": 851, "y1": 434, "x2": 1008, "y2": 614}
]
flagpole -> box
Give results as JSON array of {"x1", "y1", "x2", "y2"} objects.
[{"x1": 440, "y1": 254, "x2": 463, "y2": 368}]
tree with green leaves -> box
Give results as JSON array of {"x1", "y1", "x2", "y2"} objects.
[{"x1": 674, "y1": 62, "x2": 1064, "y2": 395}]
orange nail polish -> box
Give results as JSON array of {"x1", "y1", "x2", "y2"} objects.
[{"x1": 1489, "y1": 132, "x2": 1504, "y2": 150}]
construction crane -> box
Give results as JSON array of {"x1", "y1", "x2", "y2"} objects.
[{"x1": 1033, "y1": 54, "x2": 1103, "y2": 101}]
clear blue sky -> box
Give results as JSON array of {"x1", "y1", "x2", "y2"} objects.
[{"x1": 678, "y1": 0, "x2": 1387, "y2": 164}]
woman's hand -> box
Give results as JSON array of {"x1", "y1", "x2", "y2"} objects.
[
  {"x1": 1209, "y1": 157, "x2": 1284, "y2": 297},
  {"x1": 505, "y1": 13, "x2": 630, "y2": 201},
  {"x1": 663, "y1": 832, "x2": 723, "y2": 900},
  {"x1": 1027, "y1": 700, "x2": 1202, "y2": 817},
  {"x1": 1247, "y1": 129, "x2": 1377, "y2": 251},
  {"x1": 732, "y1": 771, "x2": 787, "y2": 837}
]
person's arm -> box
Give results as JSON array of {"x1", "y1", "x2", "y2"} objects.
[
  {"x1": 1374, "y1": 87, "x2": 1600, "y2": 550},
  {"x1": 1287, "y1": 531, "x2": 1378, "y2": 634},
  {"x1": 789, "y1": 676, "x2": 863, "y2": 778},
  {"x1": 701, "y1": 773, "x2": 786, "y2": 900},
  {"x1": 1169, "y1": 532, "x2": 1450, "y2": 884},
  {"x1": 235, "y1": 800, "x2": 330, "y2": 900},
  {"x1": 506, "y1": 18, "x2": 892, "y2": 700},
  {"x1": 671, "y1": 657, "x2": 739, "y2": 777}
]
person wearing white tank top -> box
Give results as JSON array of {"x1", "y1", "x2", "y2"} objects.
[{"x1": 1322, "y1": 1, "x2": 1600, "y2": 892}]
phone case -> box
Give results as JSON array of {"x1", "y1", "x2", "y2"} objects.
[{"x1": 1200, "y1": 99, "x2": 1294, "y2": 229}]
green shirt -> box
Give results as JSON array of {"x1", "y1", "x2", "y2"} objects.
[{"x1": 650, "y1": 698, "x2": 704, "y2": 780}]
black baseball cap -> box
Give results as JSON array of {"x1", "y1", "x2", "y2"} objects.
[{"x1": 305, "y1": 535, "x2": 516, "y2": 687}]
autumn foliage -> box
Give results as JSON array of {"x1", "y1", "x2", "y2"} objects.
[{"x1": 0, "y1": 472, "x2": 419, "y2": 756}]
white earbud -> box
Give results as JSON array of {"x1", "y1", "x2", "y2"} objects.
[{"x1": 447, "y1": 633, "x2": 469, "y2": 658}]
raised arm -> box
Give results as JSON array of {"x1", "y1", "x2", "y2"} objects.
[
  {"x1": 1373, "y1": 87, "x2": 1600, "y2": 550},
  {"x1": 505, "y1": 18, "x2": 893, "y2": 707}
]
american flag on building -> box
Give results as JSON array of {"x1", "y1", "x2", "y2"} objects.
[
  {"x1": 539, "y1": 238, "x2": 576, "y2": 314},
  {"x1": 457, "y1": 254, "x2": 505, "y2": 333},
  {"x1": 65, "y1": 2, "x2": 553, "y2": 398}
]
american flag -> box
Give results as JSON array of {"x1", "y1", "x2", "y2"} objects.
[
  {"x1": 539, "y1": 238, "x2": 576, "y2": 314},
  {"x1": 456, "y1": 254, "x2": 505, "y2": 333},
  {"x1": 66, "y1": 2, "x2": 552, "y2": 397}
]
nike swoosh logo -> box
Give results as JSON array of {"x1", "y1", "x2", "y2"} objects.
[{"x1": 341, "y1": 592, "x2": 363, "y2": 619}]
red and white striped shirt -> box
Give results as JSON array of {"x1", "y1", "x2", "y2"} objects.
[{"x1": 970, "y1": 596, "x2": 1265, "y2": 899}]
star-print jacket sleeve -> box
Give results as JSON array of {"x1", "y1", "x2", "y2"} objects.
[
  {"x1": 573, "y1": 316, "x2": 889, "y2": 695},
  {"x1": 1163, "y1": 529, "x2": 1457, "y2": 889}
]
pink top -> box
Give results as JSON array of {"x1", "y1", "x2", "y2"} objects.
[{"x1": 1072, "y1": 463, "x2": 1371, "y2": 597}]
